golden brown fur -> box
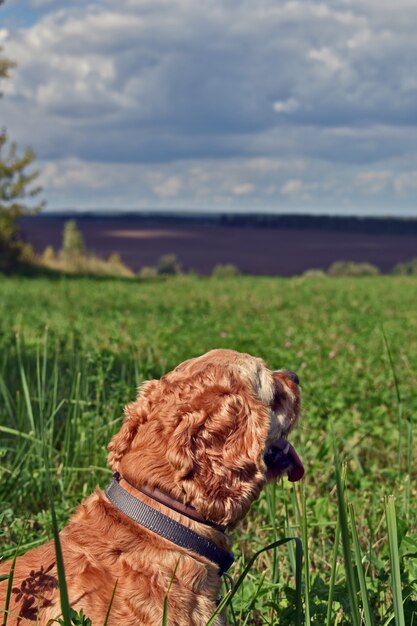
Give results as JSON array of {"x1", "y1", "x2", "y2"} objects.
[{"x1": 0, "y1": 349, "x2": 301, "y2": 626}]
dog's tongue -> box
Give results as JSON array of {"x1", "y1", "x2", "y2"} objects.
[{"x1": 276, "y1": 439, "x2": 305, "y2": 482}]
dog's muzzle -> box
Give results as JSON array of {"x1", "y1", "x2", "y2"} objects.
[
  {"x1": 282, "y1": 369, "x2": 300, "y2": 385},
  {"x1": 264, "y1": 438, "x2": 304, "y2": 482}
]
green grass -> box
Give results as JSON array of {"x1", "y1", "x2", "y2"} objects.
[{"x1": 0, "y1": 274, "x2": 416, "y2": 624}]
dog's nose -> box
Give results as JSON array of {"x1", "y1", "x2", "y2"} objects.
[{"x1": 284, "y1": 370, "x2": 300, "y2": 385}]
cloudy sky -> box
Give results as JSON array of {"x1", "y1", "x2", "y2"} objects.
[{"x1": 1, "y1": 0, "x2": 417, "y2": 215}]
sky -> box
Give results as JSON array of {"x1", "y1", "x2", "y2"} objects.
[{"x1": 1, "y1": 0, "x2": 417, "y2": 215}]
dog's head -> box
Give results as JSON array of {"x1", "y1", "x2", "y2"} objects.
[{"x1": 108, "y1": 349, "x2": 303, "y2": 528}]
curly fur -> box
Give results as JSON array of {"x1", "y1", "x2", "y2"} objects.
[{"x1": 0, "y1": 349, "x2": 301, "y2": 626}]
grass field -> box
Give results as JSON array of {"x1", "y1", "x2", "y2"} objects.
[{"x1": 0, "y1": 274, "x2": 416, "y2": 625}]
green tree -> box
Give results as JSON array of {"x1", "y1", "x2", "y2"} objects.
[
  {"x1": 0, "y1": 45, "x2": 15, "y2": 84},
  {"x1": 60, "y1": 220, "x2": 86, "y2": 260},
  {"x1": 211, "y1": 263, "x2": 240, "y2": 278},
  {"x1": 1, "y1": 43, "x2": 45, "y2": 269},
  {"x1": 328, "y1": 260, "x2": 380, "y2": 277},
  {"x1": 392, "y1": 258, "x2": 417, "y2": 275},
  {"x1": 157, "y1": 253, "x2": 181, "y2": 276}
]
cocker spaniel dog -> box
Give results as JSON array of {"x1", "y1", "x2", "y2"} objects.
[{"x1": 0, "y1": 348, "x2": 304, "y2": 626}]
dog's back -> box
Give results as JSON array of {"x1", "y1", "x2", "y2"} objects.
[{"x1": 0, "y1": 490, "x2": 226, "y2": 626}]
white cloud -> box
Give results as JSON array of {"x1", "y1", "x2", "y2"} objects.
[
  {"x1": 2, "y1": 0, "x2": 417, "y2": 213},
  {"x1": 357, "y1": 171, "x2": 391, "y2": 194},
  {"x1": 231, "y1": 183, "x2": 254, "y2": 196},
  {"x1": 281, "y1": 179, "x2": 304, "y2": 196},
  {"x1": 393, "y1": 171, "x2": 417, "y2": 195},
  {"x1": 308, "y1": 47, "x2": 346, "y2": 73},
  {"x1": 31, "y1": 153, "x2": 417, "y2": 214},
  {"x1": 152, "y1": 175, "x2": 183, "y2": 199},
  {"x1": 273, "y1": 98, "x2": 299, "y2": 114},
  {"x1": 39, "y1": 158, "x2": 126, "y2": 189}
]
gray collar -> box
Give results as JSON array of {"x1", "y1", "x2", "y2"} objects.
[{"x1": 105, "y1": 475, "x2": 234, "y2": 576}]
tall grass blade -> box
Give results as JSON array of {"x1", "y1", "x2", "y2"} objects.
[
  {"x1": 405, "y1": 419, "x2": 412, "y2": 521},
  {"x1": 19, "y1": 366, "x2": 36, "y2": 437},
  {"x1": 241, "y1": 573, "x2": 266, "y2": 626},
  {"x1": 265, "y1": 483, "x2": 279, "y2": 584},
  {"x1": 41, "y1": 329, "x2": 49, "y2": 414},
  {"x1": 381, "y1": 328, "x2": 404, "y2": 480},
  {"x1": 325, "y1": 513, "x2": 340, "y2": 626},
  {"x1": 0, "y1": 425, "x2": 42, "y2": 444},
  {"x1": 293, "y1": 534, "x2": 303, "y2": 626},
  {"x1": 381, "y1": 611, "x2": 395, "y2": 626},
  {"x1": 382, "y1": 325, "x2": 412, "y2": 521},
  {"x1": 162, "y1": 559, "x2": 180, "y2": 626},
  {"x1": 284, "y1": 498, "x2": 296, "y2": 575},
  {"x1": 349, "y1": 503, "x2": 375, "y2": 626},
  {"x1": 385, "y1": 496, "x2": 405, "y2": 626},
  {"x1": 43, "y1": 453, "x2": 72, "y2": 625},
  {"x1": 16, "y1": 337, "x2": 51, "y2": 499},
  {"x1": 1, "y1": 524, "x2": 28, "y2": 626},
  {"x1": 300, "y1": 482, "x2": 311, "y2": 626},
  {"x1": 1, "y1": 551, "x2": 17, "y2": 626},
  {"x1": 205, "y1": 537, "x2": 303, "y2": 626},
  {"x1": 334, "y1": 443, "x2": 360, "y2": 626},
  {"x1": 102, "y1": 579, "x2": 118, "y2": 626},
  {"x1": 162, "y1": 591, "x2": 169, "y2": 624},
  {"x1": 0, "y1": 372, "x2": 14, "y2": 422},
  {"x1": 49, "y1": 500, "x2": 72, "y2": 626}
]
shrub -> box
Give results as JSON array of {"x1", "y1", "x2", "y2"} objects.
[
  {"x1": 106, "y1": 252, "x2": 122, "y2": 265},
  {"x1": 157, "y1": 253, "x2": 181, "y2": 276},
  {"x1": 328, "y1": 260, "x2": 380, "y2": 277},
  {"x1": 60, "y1": 220, "x2": 85, "y2": 260},
  {"x1": 105, "y1": 252, "x2": 134, "y2": 277},
  {"x1": 42, "y1": 245, "x2": 55, "y2": 263},
  {"x1": 211, "y1": 263, "x2": 240, "y2": 278},
  {"x1": 18, "y1": 243, "x2": 36, "y2": 263},
  {"x1": 392, "y1": 258, "x2": 417, "y2": 275},
  {"x1": 39, "y1": 248, "x2": 134, "y2": 277},
  {"x1": 302, "y1": 269, "x2": 327, "y2": 279},
  {"x1": 138, "y1": 266, "x2": 158, "y2": 279},
  {"x1": 73, "y1": 254, "x2": 133, "y2": 277}
]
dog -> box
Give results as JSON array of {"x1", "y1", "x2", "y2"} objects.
[{"x1": 0, "y1": 349, "x2": 304, "y2": 626}]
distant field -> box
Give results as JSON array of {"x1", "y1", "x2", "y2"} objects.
[
  {"x1": 1, "y1": 274, "x2": 416, "y2": 624},
  {"x1": 20, "y1": 215, "x2": 417, "y2": 275}
]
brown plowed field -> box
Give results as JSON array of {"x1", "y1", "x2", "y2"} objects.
[{"x1": 20, "y1": 216, "x2": 417, "y2": 275}]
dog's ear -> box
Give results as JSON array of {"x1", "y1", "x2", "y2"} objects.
[
  {"x1": 107, "y1": 380, "x2": 158, "y2": 471},
  {"x1": 169, "y1": 386, "x2": 270, "y2": 527}
]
